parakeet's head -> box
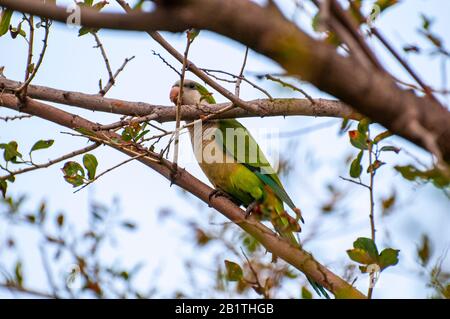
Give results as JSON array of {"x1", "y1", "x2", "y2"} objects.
[{"x1": 169, "y1": 79, "x2": 216, "y2": 105}]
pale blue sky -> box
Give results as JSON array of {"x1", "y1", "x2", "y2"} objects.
[{"x1": 0, "y1": 0, "x2": 449, "y2": 298}]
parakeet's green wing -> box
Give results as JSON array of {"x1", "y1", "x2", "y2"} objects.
[{"x1": 217, "y1": 119, "x2": 297, "y2": 211}]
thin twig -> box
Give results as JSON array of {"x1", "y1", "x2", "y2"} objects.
[
  {"x1": 114, "y1": 0, "x2": 262, "y2": 115},
  {"x1": 101, "y1": 55, "x2": 135, "y2": 96},
  {"x1": 265, "y1": 74, "x2": 315, "y2": 104},
  {"x1": 347, "y1": 1, "x2": 439, "y2": 103},
  {"x1": 173, "y1": 30, "x2": 194, "y2": 167},
  {"x1": 240, "y1": 247, "x2": 269, "y2": 299},
  {"x1": 74, "y1": 153, "x2": 146, "y2": 193},
  {"x1": 339, "y1": 176, "x2": 370, "y2": 190},
  {"x1": 202, "y1": 68, "x2": 273, "y2": 100},
  {"x1": 92, "y1": 32, "x2": 114, "y2": 94},
  {"x1": 151, "y1": 50, "x2": 181, "y2": 76},
  {"x1": 0, "y1": 143, "x2": 100, "y2": 181},
  {"x1": 235, "y1": 47, "x2": 249, "y2": 97},
  {"x1": 39, "y1": 244, "x2": 59, "y2": 298},
  {"x1": 0, "y1": 283, "x2": 54, "y2": 299},
  {"x1": 366, "y1": 129, "x2": 377, "y2": 299},
  {"x1": 96, "y1": 112, "x2": 158, "y2": 131},
  {"x1": 0, "y1": 114, "x2": 33, "y2": 121},
  {"x1": 16, "y1": 18, "x2": 50, "y2": 96}
]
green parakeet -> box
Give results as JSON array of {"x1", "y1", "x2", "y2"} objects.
[{"x1": 170, "y1": 79, "x2": 329, "y2": 298}]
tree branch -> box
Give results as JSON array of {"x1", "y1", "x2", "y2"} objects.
[
  {"x1": 0, "y1": 77, "x2": 358, "y2": 122},
  {"x1": 2, "y1": 0, "x2": 449, "y2": 161}
]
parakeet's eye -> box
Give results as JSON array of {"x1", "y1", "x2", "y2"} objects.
[{"x1": 189, "y1": 83, "x2": 195, "y2": 89}]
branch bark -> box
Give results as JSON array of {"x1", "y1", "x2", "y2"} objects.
[
  {"x1": 0, "y1": 93, "x2": 366, "y2": 298},
  {"x1": 2, "y1": 0, "x2": 449, "y2": 161},
  {"x1": 0, "y1": 77, "x2": 358, "y2": 122}
]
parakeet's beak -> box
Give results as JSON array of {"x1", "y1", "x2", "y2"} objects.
[{"x1": 169, "y1": 86, "x2": 180, "y2": 104}]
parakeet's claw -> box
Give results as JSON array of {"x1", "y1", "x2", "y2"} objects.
[
  {"x1": 245, "y1": 201, "x2": 259, "y2": 219},
  {"x1": 208, "y1": 189, "x2": 238, "y2": 206}
]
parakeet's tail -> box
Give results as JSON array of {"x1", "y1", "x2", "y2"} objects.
[{"x1": 274, "y1": 215, "x2": 331, "y2": 299}]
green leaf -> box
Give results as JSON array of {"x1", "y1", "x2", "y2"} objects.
[
  {"x1": 357, "y1": 118, "x2": 370, "y2": 135},
  {"x1": 350, "y1": 150, "x2": 364, "y2": 178},
  {"x1": 421, "y1": 14, "x2": 432, "y2": 31},
  {"x1": 339, "y1": 117, "x2": 351, "y2": 134},
  {"x1": 224, "y1": 260, "x2": 243, "y2": 282},
  {"x1": 348, "y1": 130, "x2": 368, "y2": 150},
  {"x1": 83, "y1": 154, "x2": 98, "y2": 180},
  {"x1": 62, "y1": 161, "x2": 84, "y2": 177},
  {"x1": 375, "y1": 0, "x2": 398, "y2": 12},
  {"x1": 14, "y1": 260, "x2": 23, "y2": 287},
  {"x1": 78, "y1": 26, "x2": 95, "y2": 37},
  {"x1": 0, "y1": 9, "x2": 13, "y2": 37},
  {"x1": 379, "y1": 145, "x2": 400, "y2": 153},
  {"x1": 301, "y1": 286, "x2": 313, "y2": 299},
  {"x1": 373, "y1": 130, "x2": 392, "y2": 143},
  {"x1": 378, "y1": 248, "x2": 400, "y2": 270},
  {"x1": 134, "y1": 129, "x2": 150, "y2": 141},
  {"x1": 64, "y1": 175, "x2": 84, "y2": 187},
  {"x1": 353, "y1": 237, "x2": 379, "y2": 261},
  {"x1": 0, "y1": 179, "x2": 7, "y2": 198},
  {"x1": 62, "y1": 161, "x2": 85, "y2": 187},
  {"x1": 347, "y1": 248, "x2": 376, "y2": 265},
  {"x1": 30, "y1": 139, "x2": 54, "y2": 154},
  {"x1": 1, "y1": 141, "x2": 22, "y2": 162},
  {"x1": 92, "y1": 1, "x2": 108, "y2": 11},
  {"x1": 78, "y1": 1, "x2": 107, "y2": 36},
  {"x1": 10, "y1": 21, "x2": 25, "y2": 39},
  {"x1": 395, "y1": 165, "x2": 450, "y2": 188}
]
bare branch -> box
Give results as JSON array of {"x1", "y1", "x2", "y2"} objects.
[
  {"x1": 16, "y1": 17, "x2": 50, "y2": 96},
  {"x1": 235, "y1": 47, "x2": 249, "y2": 97},
  {"x1": 92, "y1": 32, "x2": 114, "y2": 94},
  {"x1": 0, "y1": 114, "x2": 32, "y2": 121}
]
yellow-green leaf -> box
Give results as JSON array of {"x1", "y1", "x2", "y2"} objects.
[
  {"x1": 83, "y1": 154, "x2": 98, "y2": 180},
  {"x1": 378, "y1": 248, "x2": 400, "y2": 270},
  {"x1": 301, "y1": 286, "x2": 313, "y2": 299},
  {"x1": 224, "y1": 260, "x2": 243, "y2": 282},
  {"x1": 373, "y1": 130, "x2": 392, "y2": 143},
  {"x1": 0, "y1": 9, "x2": 13, "y2": 37},
  {"x1": 350, "y1": 150, "x2": 364, "y2": 178},
  {"x1": 0, "y1": 179, "x2": 7, "y2": 198}
]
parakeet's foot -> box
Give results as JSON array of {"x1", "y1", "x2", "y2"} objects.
[
  {"x1": 245, "y1": 201, "x2": 259, "y2": 219},
  {"x1": 208, "y1": 189, "x2": 239, "y2": 206}
]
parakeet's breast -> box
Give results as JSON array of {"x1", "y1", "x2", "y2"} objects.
[
  {"x1": 187, "y1": 121, "x2": 236, "y2": 186},
  {"x1": 187, "y1": 121, "x2": 255, "y2": 204}
]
